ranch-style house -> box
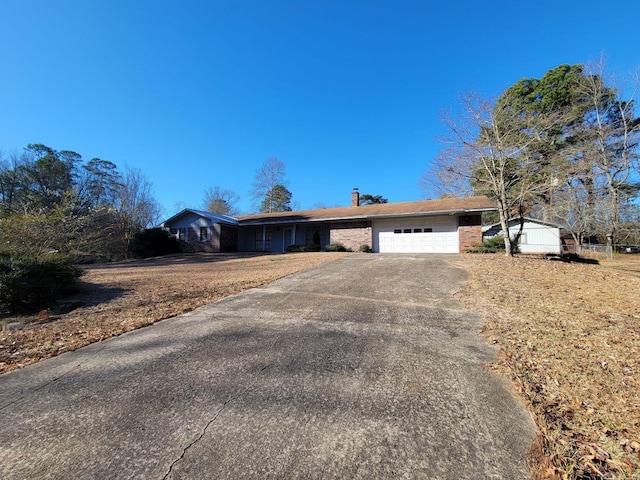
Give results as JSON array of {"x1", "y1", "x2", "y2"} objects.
[{"x1": 159, "y1": 190, "x2": 496, "y2": 254}]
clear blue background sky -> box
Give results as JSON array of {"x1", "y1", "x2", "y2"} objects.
[{"x1": 1, "y1": 0, "x2": 638, "y2": 217}]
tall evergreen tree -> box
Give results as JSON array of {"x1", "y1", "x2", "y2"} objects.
[
  {"x1": 360, "y1": 194, "x2": 388, "y2": 205},
  {"x1": 252, "y1": 157, "x2": 290, "y2": 213},
  {"x1": 260, "y1": 184, "x2": 292, "y2": 213}
]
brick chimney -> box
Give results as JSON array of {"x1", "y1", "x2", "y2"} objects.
[{"x1": 351, "y1": 188, "x2": 360, "y2": 207}]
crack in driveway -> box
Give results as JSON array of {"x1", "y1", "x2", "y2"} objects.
[
  {"x1": 162, "y1": 362, "x2": 274, "y2": 480},
  {"x1": 160, "y1": 315, "x2": 313, "y2": 480}
]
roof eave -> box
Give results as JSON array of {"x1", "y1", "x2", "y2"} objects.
[
  {"x1": 238, "y1": 206, "x2": 495, "y2": 226},
  {"x1": 483, "y1": 216, "x2": 564, "y2": 230},
  {"x1": 239, "y1": 215, "x2": 367, "y2": 226},
  {"x1": 363, "y1": 207, "x2": 495, "y2": 220}
]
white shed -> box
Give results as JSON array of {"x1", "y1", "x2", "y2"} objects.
[{"x1": 483, "y1": 217, "x2": 562, "y2": 254}]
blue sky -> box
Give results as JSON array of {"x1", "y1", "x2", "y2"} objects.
[{"x1": 1, "y1": 0, "x2": 639, "y2": 217}]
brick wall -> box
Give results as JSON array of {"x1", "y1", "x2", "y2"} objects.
[
  {"x1": 329, "y1": 221, "x2": 372, "y2": 252},
  {"x1": 458, "y1": 225, "x2": 483, "y2": 250},
  {"x1": 458, "y1": 215, "x2": 483, "y2": 251}
]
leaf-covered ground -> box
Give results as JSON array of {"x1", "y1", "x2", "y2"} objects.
[
  {"x1": 0, "y1": 252, "x2": 347, "y2": 373},
  {"x1": 460, "y1": 254, "x2": 640, "y2": 479}
]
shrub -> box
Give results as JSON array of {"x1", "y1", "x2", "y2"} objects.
[
  {"x1": 359, "y1": 244, "x2": 372, "y2": 253},
  {"x1": 466, "y1": 236, "x2": 520, "y2": 254},
  {"x1": 325, "y1": 243, "x2": 347, "y2": 252},
  {"x1": 0, "y1": 254, "x2": 84, "y2": 314},
  {"x1": 129, "y1": 228, "x2": 180, "y2": 258},
  {"x1": 285, "y1": 244, "x2": 321, "y2": 253}
]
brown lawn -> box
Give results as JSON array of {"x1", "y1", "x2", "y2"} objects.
[
  {"x1": 461, "y1": 253, "x2": 640, "y2": 479},
  {"x1": 0, "y1": 252, "x2": 348, "y2": 373}
]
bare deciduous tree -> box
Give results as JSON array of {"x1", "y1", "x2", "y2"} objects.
[
  {"x1": 113, "y1": 166, "x2": 162, "y2": 257},
  {"x1": 424, "y1": 93, "x2": 552, "y2": 256},
  {"x1": 577, "y1": 60, "x2": 640, "y2": 246},
  {"x1": 252, "y1": 157, "x2": 289, "y2": 213},
  {"x1": 203, "y1": 186, "x2": 240, "y2": 216}
]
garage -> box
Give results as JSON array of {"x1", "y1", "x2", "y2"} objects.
[{"x1": 374, "y1": 217, "x2": 459, "y2": 253}]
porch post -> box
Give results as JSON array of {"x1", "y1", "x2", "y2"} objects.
[{"x1": 262, "y1": 226, "x2": 266, "y2": 251}]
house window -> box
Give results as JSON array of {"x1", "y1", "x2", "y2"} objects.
[
  {"x1": 200, "y1": 227, "x2": 208, "y2": 241},
  {"x1": 393, "y1": 229, "x2": 402, "y2": 234},
  {"x1": 414, "y1": 228, "x2": 422, "y2": 233},
  {"x1": 254, "y1": 229, "x2": 272, "y2": 250},
  {"x1": 178, "y1": 228, "x2": 186, "y2": 241},
  {"x1": 403, "y1": 228, "x2": 411, "y2": 233},
  {"x1": 424, "y1": 228, "x2": 433, "y2": 232}
]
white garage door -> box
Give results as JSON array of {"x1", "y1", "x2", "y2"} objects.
[{"x1": 374, "y1": 217, "x2": 459, "y2": 253}]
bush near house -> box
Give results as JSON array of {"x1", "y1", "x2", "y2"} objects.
[
  {"x1": 325, "y1": 243, "x2": 349, "y2": 252},
  {"x1": 359, "y1": 244, "x2": 372, "y2": 253},
  {"x1": 466, "y1": 236, "x2": 509, "y2": 253},
  {"x1": 0, "y1": 254, "x2": 84, "y2": 314},
  {"x1": 129, "y1": 228, "x2": 180, "y2": 258},
  {"x1": 285, "y1": 244, "x2": 321, "y2": 253}
]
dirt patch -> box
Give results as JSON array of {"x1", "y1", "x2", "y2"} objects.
[
  {"x1": 460, "y1": 253, "x2": 640, "y2": 479},
  {"x1": 0, "y1": 252, "x2": 348, "y2": 373}
]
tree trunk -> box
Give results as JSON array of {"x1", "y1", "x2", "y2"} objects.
[{"x1": 497, "y1": 195, "x2": 514, "y2": 257}]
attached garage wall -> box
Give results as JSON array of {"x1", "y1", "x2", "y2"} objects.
[
  {"x1": 458, "y1": 214, "x2": 483, "y2": 251},
  {"x1": 329, "y1": 221, "x2": 371, "y2": 252},
  {"x1": 373, "y1": 216, "x2": 459, "y2": 253}
]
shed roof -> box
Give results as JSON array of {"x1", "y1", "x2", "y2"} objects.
[
  {"x1": 482, "y1": 216, "x2": 563, "y2": 233},
  {"x1": 237, "y1": 196, "x2": 496, "y2": 226}
]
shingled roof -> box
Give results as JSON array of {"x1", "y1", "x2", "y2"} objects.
[{"x1": 237, "y1": 196, "x2": 496, "y2": 225}]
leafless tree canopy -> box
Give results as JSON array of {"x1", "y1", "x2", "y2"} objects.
[
  {"x1": 251, "y1": 157, "x2": 289, "y2": 213},
  {"x1": 203, "y1": 186, "x2": 240, "y2": 216}
]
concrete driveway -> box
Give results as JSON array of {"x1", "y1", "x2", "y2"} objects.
[{"x1": 0, "y1": 254, "x2": 536, "y2": 479}]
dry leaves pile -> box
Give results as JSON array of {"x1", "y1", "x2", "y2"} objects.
[
  {"x1": 461, "y1": 254, "x2": 640, "y2": 479},
  {"x1": 0, "y1": 252, "x2": 347, "y2": 373}
]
